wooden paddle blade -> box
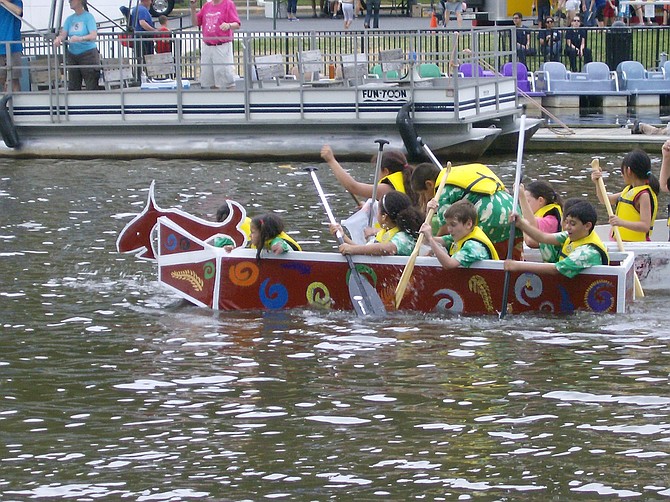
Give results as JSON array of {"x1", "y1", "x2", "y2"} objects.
[{"x1": 348, "y1": 271, "x2": 387, "y2": 316}]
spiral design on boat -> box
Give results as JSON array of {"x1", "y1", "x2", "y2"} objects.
[
  {"x1": 203, "y1": 261, "x2": 215, "y2": 280},
  {"x1": 539, "y1": 301, "x2": 555, "y2": 312},
  {"x1": 514, "y1": 273, "x2": 543, "y2": 306},
  {"x1": 433, "y1": 289, "x2": 464, "y2": 314},
  {"x1": 165, "y1": 233, "x2": 178, "y2": 251},
  {"x1": 306, "y1": 282, "x2": 331, "y2": 308},
  {"x1": 179, "y1": 237, "x2": 191, "y2": 251},
  {"x1": 348, "y1": 264, "x2": 378, "y2": 286},
  {"x1": 259, "y1": 278, "x2": 288, "y2": 309},
  {"x1": 228, "y1": 261, "x2": 259, "y2": 287},
  {"x1": 585, "y1": 280, "x2": 615, "y2": 313}
]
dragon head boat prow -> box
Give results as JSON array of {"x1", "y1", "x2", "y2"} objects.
[{"x1": 116, "y1": 181, "x2": 248, "y2": 260}]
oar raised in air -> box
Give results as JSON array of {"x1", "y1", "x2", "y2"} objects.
[
  {"x1": 306, "y1": 167, "x2": 387, "y2": 317},
  {"x1": 394, "y1": 139, "x2": 450, "y2": 309},
  {"x1": 369, "y1": 139, "x2": 389, "y2": 227},
  {"x1": 499, "y1": 114, "x2": 527, "y2": 319},
  {"x1": 590, "y1": 158, "x2": 645, "y2": 298}
]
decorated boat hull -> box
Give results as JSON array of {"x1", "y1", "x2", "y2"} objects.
[{"x1": 154, "y1": 216, "x2": 634, "y2": 315}]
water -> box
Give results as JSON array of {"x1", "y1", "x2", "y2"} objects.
[{"x1": 1, "y1": 154, "x2": 669, "y2": 500}]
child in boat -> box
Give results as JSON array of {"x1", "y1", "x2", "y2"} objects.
[
  {"x1": 212, "y1": 202, "x2": 252, "y2": 250},
  {"x1": 420, "y1": 199, "x2": 499, "y2": 269},
  {"x1": 591, "y1": 149, "x2": 660, "y2": 242},
  {"x1": 504, "y1": 200, "x2": 609, "y2": 278},
  {"x1": 518, "y1": 180, "x2": 563, "y2": 263},
  {"x1": 410, "y1": 162, "x2": 522, "y2": 259},
  {"x1": 331, "y1": 191, "x2": 422, "y2": 256},
  {"x1": 660, "y1": 139, "x2": 670, "y2": 193},
  {"x1": 320, "y1": 144, "x2": 419, "y2": 206},
  {"x1": 250, "y1": 213, "x2": 302, "y2": 260}
]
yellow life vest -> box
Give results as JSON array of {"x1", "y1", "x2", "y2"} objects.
[
  {"x1": 436, "y1": 163, "x2": 505, "y2": 196},
  {"x1": 534, "y1": 204, "x2": 563, "y2": 263},
  {"x1": 559, "y1": 231, "x2": 609, "y2": 265},
  {"x1": 379, "y1": 171, "x2": 406, "y2": 193},
  {"x1": 264, "y1": 231, "x2": 302, "y2": 251},
  {"x1": 374, "y1": 226, "x2": 400, "y2": 243},
  {"x1": 614, "y1": 184, "x2": 658, "y2": 242},
  {"x1": 534, "y1": 203, "x2": 563, "y2": 231},
  {"x1": 240, "y1": 217, "x2": 252, "y2": 240},
  {"x1": 449, "y1": 226, "x2": 500, "y2": 260}
]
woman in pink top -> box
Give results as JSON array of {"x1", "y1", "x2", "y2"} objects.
[{"x1": 189, "y1": 0, "x2": 241, "y2": 89}]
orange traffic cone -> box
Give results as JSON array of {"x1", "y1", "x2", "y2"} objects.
[{"x1": 430, "y1": 12, "x2": 438, "y2": 28}]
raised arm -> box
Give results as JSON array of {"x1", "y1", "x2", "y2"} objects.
[{"x1": 660, "y1": 139, "x2": 670, "y2": 193}]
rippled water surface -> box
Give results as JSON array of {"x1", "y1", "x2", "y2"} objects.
[{"x1": 1, "y1": 153, "x2": 669, "y2": 500}]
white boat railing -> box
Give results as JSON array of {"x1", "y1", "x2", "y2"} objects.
[{"x1": 8, "y1": 27, "x2": 520, "y2": 125}]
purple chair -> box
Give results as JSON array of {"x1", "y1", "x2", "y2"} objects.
[
  {"x1": 501, "y1": 62, "x2": 532, "y2": 93},
  {"x1": 458, "y1": 63, "x2": 485, "y2": 77}
]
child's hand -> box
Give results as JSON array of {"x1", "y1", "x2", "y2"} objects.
[
  {"x1": 608, "y1": 214, "x2": 623, "y2": 227},
  {"x1": 662, "y1": 139, "x2": 670, "y2": 157},
  {"x1": 426, "y1": 198, "x2": 438, "y2": 212},
  {"x1": 223, "y1": 245, "x2": 233, "y2": 252},
  {"x1": 419, "y1": 222, "x2": 432, "y2": 240},
  {"x1": 270, "y1": 242, "x2": 284, "y2": 254},
  {"x1": 591, "y1": 169, "x2": 603, "y2": 182},
  {"x1": 503, "y1": 259, "x2": 519, "y2": 271},
  {"x1": 320, "y1": 144, "x2": 335, "y2": 163},
  {"x1": 363, "y1": 226, "x2": 376, "y2": 239},
  {"x1": 329, "y1": 223, "x2": 343, "y2": 236},
  {"x1": 338, "y1": 243, "x2": 352, "y2": 255}
]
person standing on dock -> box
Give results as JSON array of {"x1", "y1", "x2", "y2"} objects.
[
  {"x1": 53, "y1": 0, "x2": 102, "y2": 91},
  {"x1": 190, "y1": 0, "x2": 241, "y2": 90},
  {"x1": 131, "y1": 0, "x2": 157, "y2": 74},
  {"x1": 0, "y1": 0, "x2": 23, "y2": 92}
]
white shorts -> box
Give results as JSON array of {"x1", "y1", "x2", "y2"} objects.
[{"x1": 200, "y1": 42, "x2": 235, "y2": 89}]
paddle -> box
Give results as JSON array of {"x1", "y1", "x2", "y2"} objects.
[
  {"x1": 394, "y1": 140, "x2": 451, "y2": 309},
  {"x1": 306, "y1": 167, "x2": 387, "y2": 317},
  {"x1": 590, "y1": 159, "x2": 645, "y2": 298},
  {"x1": 369, "y1": 139, "x2": 390, "y2": 227},
  {"x1": 499, "y1": 114, "x2": 527, "y2": 319}
]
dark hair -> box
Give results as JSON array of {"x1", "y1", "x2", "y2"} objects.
[
  {"x1": 373, "y1": 149, "x2": 419, "y2": 206},
  {"x1": 526, "y1": 180, "x2": 563, "y2": 208},
  {"x1": 444, "y1": 199, "x2": 477, "y2": 225},
  {"x1": 380, "y1": 191, "x2": 423, "y2": 237},
  {"x1": 410, "y1": 162, "x2": 441, "y2": 193},
  {"x1": 513, "y1": 12, "x2": 522, "y2": 19},
  {"x1": 621, "y1": 149, "x2": 660, "y2": 195},
  {"x1": 215, "y1": 203, "x2": 231, "y2": 223},
  {"x1": 564, "y1": 200, "x2": 597, "y2": 232},
  {"x1": 562, "y1": 197, "x2": 583, "y2": 216},
  {"x1": 251, "y1": 213, "x2": 284, "y2": 260}
]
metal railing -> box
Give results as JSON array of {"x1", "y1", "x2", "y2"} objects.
[{"x1": 8, "y1": 25, "x2": 669, "y2": 93}]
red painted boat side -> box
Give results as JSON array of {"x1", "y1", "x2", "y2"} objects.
[{"x1": 156, "y1": 216, "x2": 635, "y2": 315}]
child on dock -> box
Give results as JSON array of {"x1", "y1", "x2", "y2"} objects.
[
  {"x1": 420, "y1": 199, "x2": 499, "y2": 270},
  {"x1": 518, "y1": 180, "x2": 563, "y2": 262},
  {"x1": 250, "y1": 213, "x2": 302, "y2": 260},
  {"x1": 330, "y1": 191, "x2": 422, "y2": 256},
  {"x1": 410, "y1": 162, "x2": 522, "y2": 260},
  {"x1": 591, "y1": 149, "x2": 660, "y2": 241},
  {"x1": 504, "y1": 200, "x2": 609, "y2": 278}
]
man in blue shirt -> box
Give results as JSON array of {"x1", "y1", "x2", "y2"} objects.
[
  {"x1": 0, "y1": 0, "x2": 23, "y2": 91},
  {"x1": 131, "y1": 0, "x2": 157, "y2": 78}
]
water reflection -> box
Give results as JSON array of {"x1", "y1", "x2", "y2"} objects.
[{"x1": 1, "y1": 155, "x2": 669, "y2": 499}]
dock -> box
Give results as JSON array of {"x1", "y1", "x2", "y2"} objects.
[{"x1": 527, "y1": 125, "x2": 668, "y2": 154}]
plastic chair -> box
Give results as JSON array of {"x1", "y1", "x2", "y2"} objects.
[
  {"x1": 458, "y1": 63, "x2": 485, "y2": 77},
  {"x1": 501, "y1": 62, "x2": 532, "y2": 93},
  {"x1": 418, "y1": 63, "x2": 442, "y2": 78}
]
